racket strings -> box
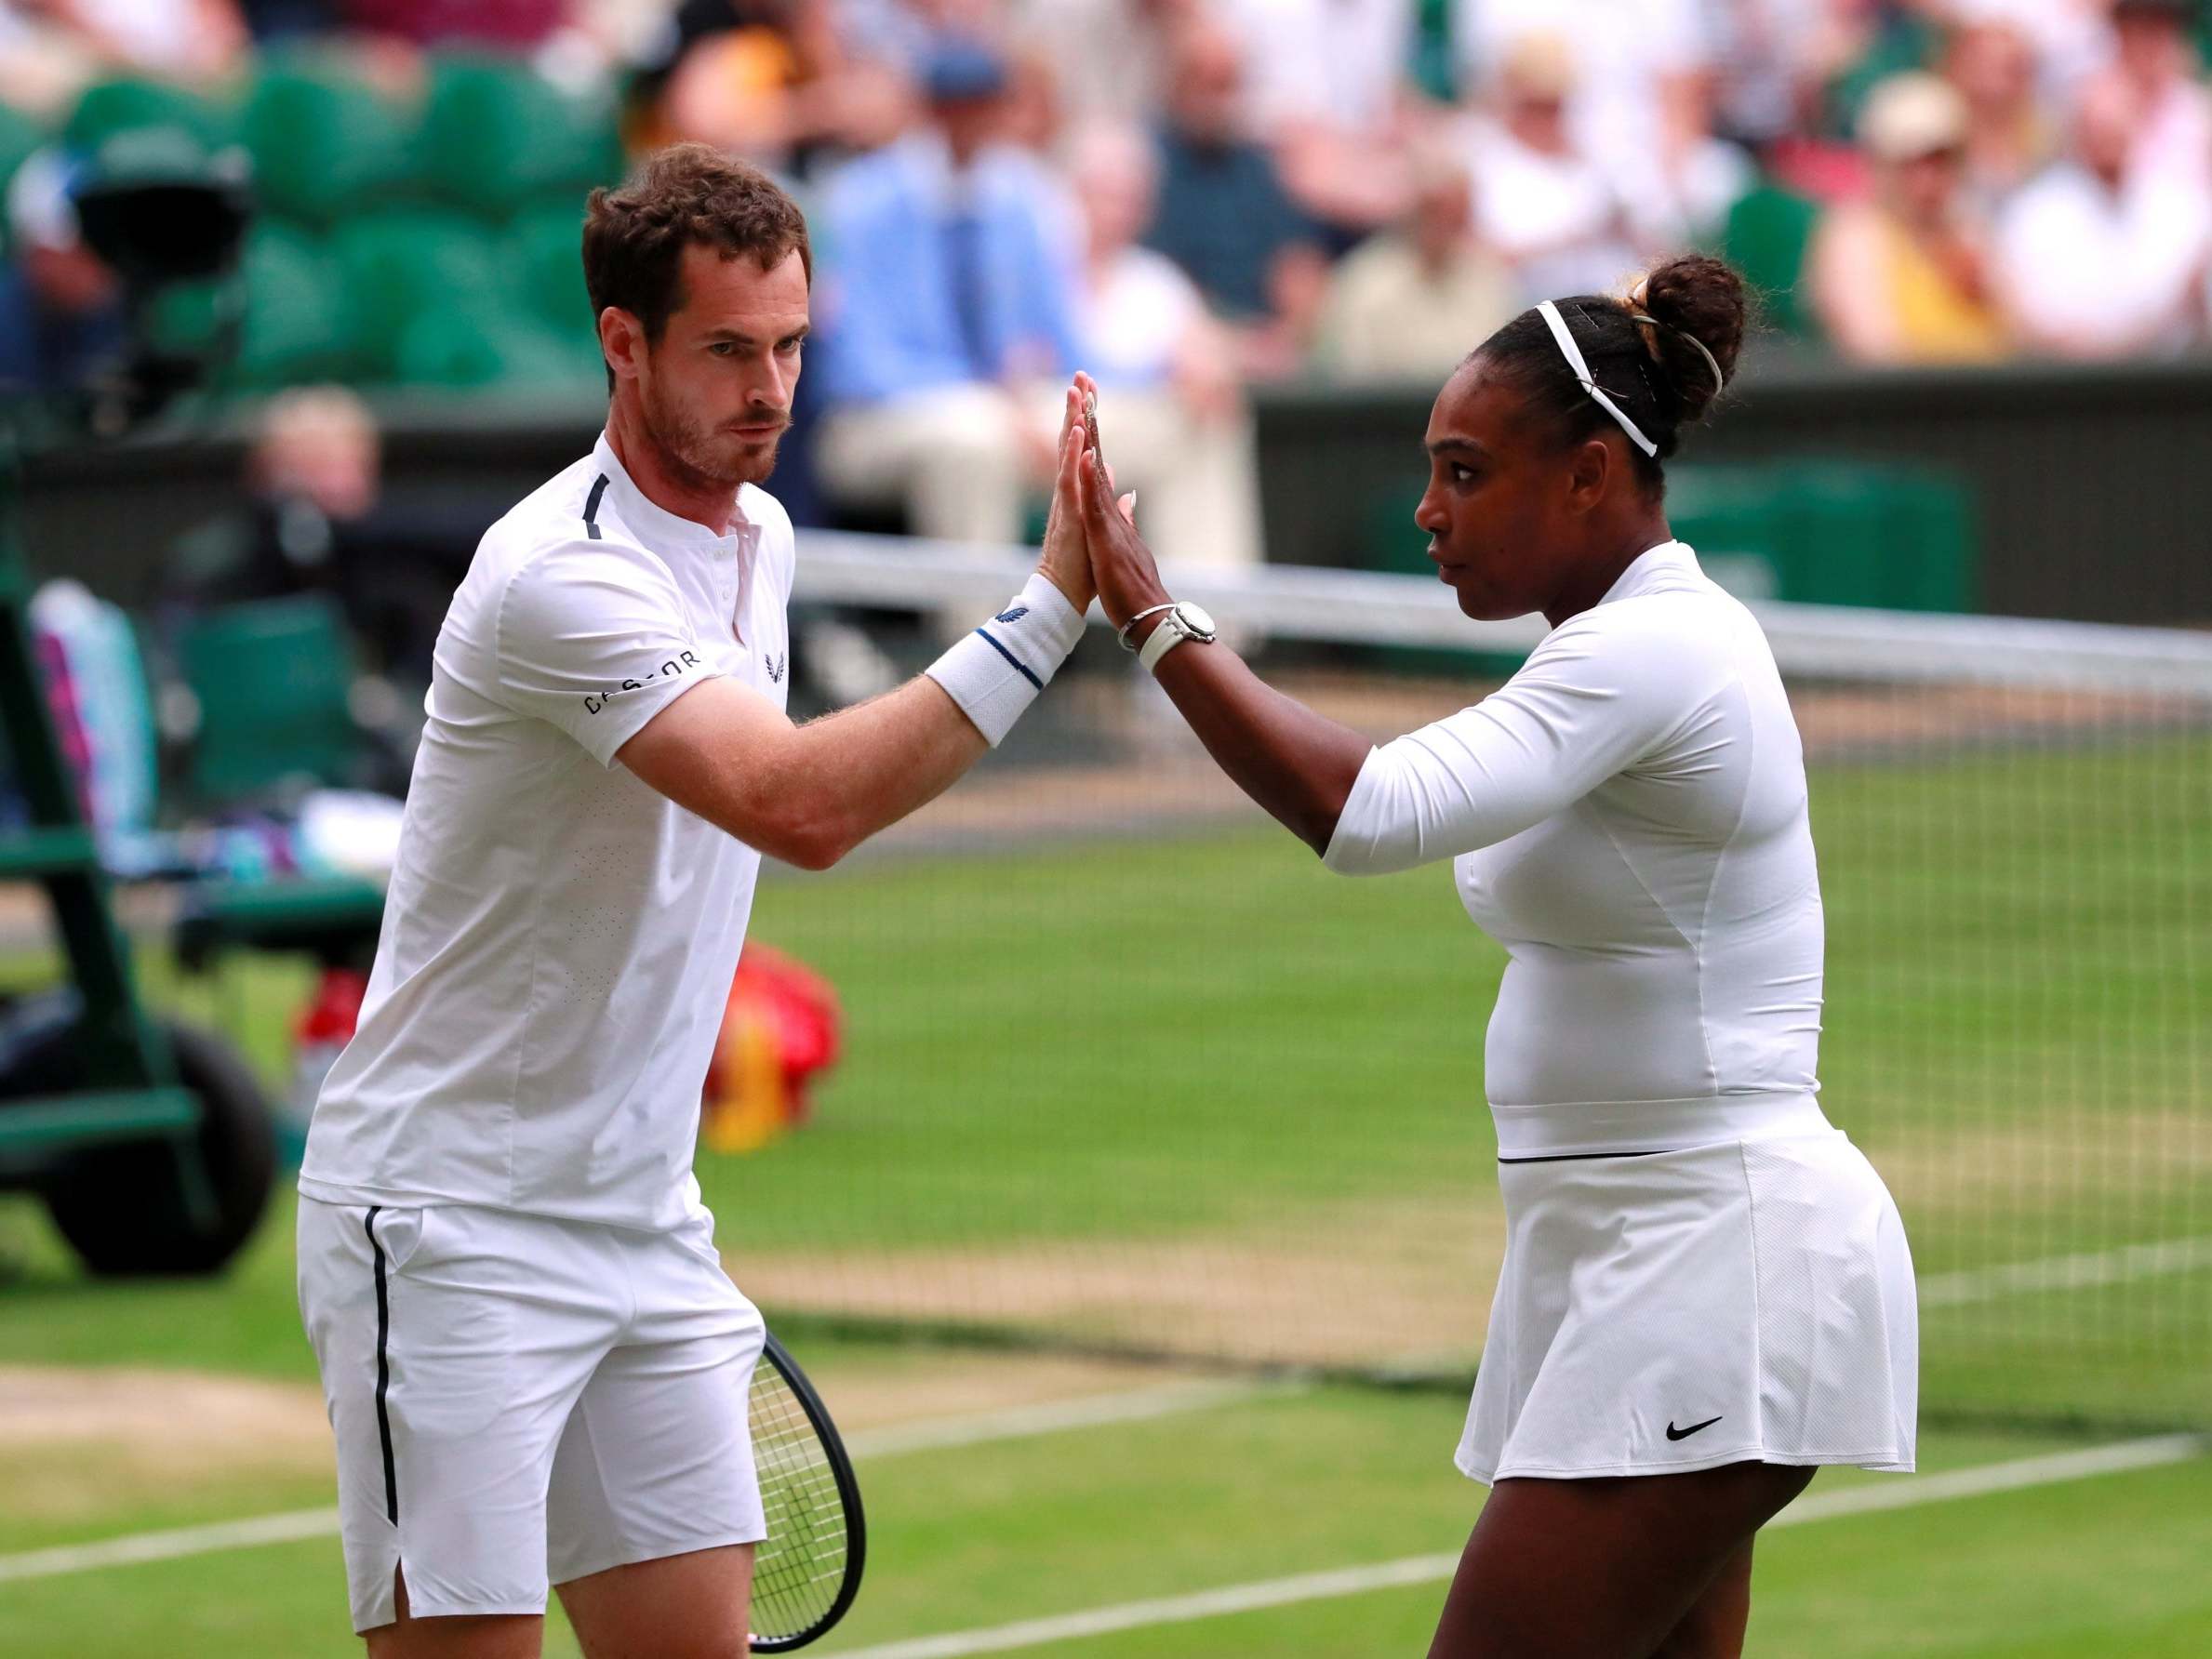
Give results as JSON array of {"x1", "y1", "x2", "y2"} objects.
[{"x1": 750, "y1": 1360, "x2": 851, "y2": 1638}]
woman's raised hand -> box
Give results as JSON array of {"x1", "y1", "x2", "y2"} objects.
[{"x1": 1067, "y1": 373, "x2": 1162, "y2": 634}]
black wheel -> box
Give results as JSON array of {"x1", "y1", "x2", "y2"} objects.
[{"x1": 34, "y1": 1020, "x2": 276, "y2": 1277}]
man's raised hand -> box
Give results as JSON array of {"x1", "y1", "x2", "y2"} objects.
[{"x1": 1038, "y1": 379, "x2": 1096, "y2": 613}]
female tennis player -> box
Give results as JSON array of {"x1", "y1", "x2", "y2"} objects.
[{"x1": 1062, "y1": 254, "x2": 1916, "y2": 1658}]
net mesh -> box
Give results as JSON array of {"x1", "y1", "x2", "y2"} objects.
[
  {"x1": 712, "y1": 539, "x2": 2211, "y2": 1434},
  {"x1": 748, "y1": 1337, "x2": 853, "y2": 1645}
]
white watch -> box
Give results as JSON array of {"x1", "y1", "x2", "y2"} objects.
[{"x1": 1136, "y1": 601, "x2": 1219, "y2": 672}]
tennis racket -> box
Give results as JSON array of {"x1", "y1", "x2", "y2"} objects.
[{"x1": 749, "y1": 1331, "x2": 866, "y2": 1652}]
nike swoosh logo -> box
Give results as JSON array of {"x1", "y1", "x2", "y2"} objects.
[{"x1": 1665, "y1": 1415, "x2": 1724, "y2": 1441}]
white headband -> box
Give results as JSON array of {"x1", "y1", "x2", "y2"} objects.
[{"x1": 1535, "y1": 299, "x2": 1657, "y2": 458}]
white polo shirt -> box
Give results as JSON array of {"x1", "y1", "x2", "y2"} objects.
[{"x1": 299, "y1": 433, "x2": 793, "y2": 1232}]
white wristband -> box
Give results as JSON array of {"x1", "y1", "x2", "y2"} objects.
[{"x1": 924, "y1": 574, "x2": 1086, "y2": 747}]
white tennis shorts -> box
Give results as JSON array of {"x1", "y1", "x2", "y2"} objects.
[
  {"x1": 297, "y1": 1196, "x2": 767, "y2": 1632},
  {"x1": 1459, "y1": 1114, "x2": 1917, "y2": 1483}
]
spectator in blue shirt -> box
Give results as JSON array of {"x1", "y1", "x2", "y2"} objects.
[
  {"x1": 1144, "y1": 19, "x2": 1330, "y2": 381},
  {"x1": 811, "y1": 35, "x2": 1084, "y2": 549},
  {"x1": 1064, "y1": 120, "x2": 1261, "y2": 577}
]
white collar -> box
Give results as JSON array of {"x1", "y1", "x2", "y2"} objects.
[
  {"x1": 591, "y1": 431, "x2": 751, "y2": 554},
  {"x1": 1597, "y1": 539, "x2": 1699, "y2": 606}
]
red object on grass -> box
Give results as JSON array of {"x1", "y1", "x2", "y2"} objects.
[
  {"x1": 726, "y1": 943, "x2": 843, "y2": 1124},
  {"x1": 290, "y1": 967, "x2": 370, "y2": 1135}
]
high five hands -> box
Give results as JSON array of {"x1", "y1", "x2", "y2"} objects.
[{"x1": 1038, "y1": 372, "x2": 1169, "y2": 639}]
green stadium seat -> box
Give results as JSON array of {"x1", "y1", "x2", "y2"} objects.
[
  {"x1": 138, "y1": 274, "x2": 234, "y2": 375},
  {"x1": 1409, "y1": 0, "x2": 1458, "y2": 102},
  {"x1": 1664, "y1": 465, "x2": 1801, "y2": 601},
  {"x1": 1778, "y1": 460, "x2": 1979, "y2": 613},
  {"x1": 0, "y1": 103, "x2": 44, "y2": 264},
  {"x1": 330, "y1": 206, "x2": 601, "y2": 390},
  {"x1": 239, "y1": 65, "x2": 413, "y2": 228},
  {"x1": 506, "y1": 198, "x2": 594, "y2": 342},
  {"x1": 327, "y1": 208, "x2": 502, "y2": 382},
  {"x1": 0, "y1": 102, "x2": 44, "y2": 199},
  {"x1": 1877, "y1": 469, "x2": 1979, "y2": 614},
  {"x1": 63, "y1": 78, "x2": 233, "y2": 153},
  {"x1": 393, "y1": 309, "x2": 596, "y2": 390},
  {"x1": 416, "y1": 56, "x2": 623, "y2": 220},
  {"x1": 1670, "y1": 460, "x2": 1978, "y2": 611},
  {"x1": 226, "y1": 220, "x2": 359, "y2": 390},
  {"x1": 1723, "y1": 183, "x2": 1823, "y2": 340},
  {"x1": 176, "y1": 595, "x2": 366, "y2": 806},
  {"x1": 167, "y1": 593, "x2": 390, "y2": 984}
]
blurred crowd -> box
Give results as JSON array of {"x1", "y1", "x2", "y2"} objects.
[{"x1": 7, "y1": 1, "x2": 2212, "y2": 564}]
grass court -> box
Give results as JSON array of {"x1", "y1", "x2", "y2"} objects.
[{"x1": 1, "y1": 733, "x2": 2205, "y2": 1654}]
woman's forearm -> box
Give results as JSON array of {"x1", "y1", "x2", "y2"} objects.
[{"x1": 1149, "y1": 639, "x2": 1373, "y2": 856}]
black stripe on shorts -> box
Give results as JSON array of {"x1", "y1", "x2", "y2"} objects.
[{"x1": 364, "y1": 1206, "x2": 398, "y2": 1525}]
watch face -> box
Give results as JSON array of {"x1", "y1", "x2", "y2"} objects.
[{"x1": 1177, "y1": 603, "x2": 1218, "y2": 641}]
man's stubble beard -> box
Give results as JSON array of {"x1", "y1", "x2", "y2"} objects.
[{"x1": 642, "y1": 375, "x2": 780, "y2": 492}]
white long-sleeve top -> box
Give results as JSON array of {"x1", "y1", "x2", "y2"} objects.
[{"x1": 1324, "y1": 543, "x2": 1823, "y2": 1150}]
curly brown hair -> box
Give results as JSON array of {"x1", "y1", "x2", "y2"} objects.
[{"x1": 582, "y1": 144, "x2": 812, "y2": 377}]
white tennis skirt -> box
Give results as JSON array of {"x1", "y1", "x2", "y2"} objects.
[{"x1": 1458, "y1": 1100, "x2": 1917, "y2": 1483}]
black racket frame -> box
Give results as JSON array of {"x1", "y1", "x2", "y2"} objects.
[{"x1": 752, "y1": 1330, "x2": 868, "y2": 1652}]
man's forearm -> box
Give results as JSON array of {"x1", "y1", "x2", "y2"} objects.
[
  {"x1": 780, "y1": 675, "x2": 990, "y2": 864},
  {"x1": 622, "y1": 390, "x2": 1098, "y2": 869},
  {"x1": 803, "y1": 559, "x2": 1087, "y2": 858},
  {"x1": 618, "y1": 670, "x2": 988, "y2": 872}
]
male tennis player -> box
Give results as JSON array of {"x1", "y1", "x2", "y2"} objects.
[{"x1": 295, "y1": 144, "x2": 1100, "y2": 1659}]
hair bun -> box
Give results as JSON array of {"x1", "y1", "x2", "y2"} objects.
[{"x1": 1633, "y1": 254, "x2": 1747, "y2": 425}]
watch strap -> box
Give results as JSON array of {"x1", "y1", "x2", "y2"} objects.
[
  {"x1": 1117, "y1": 602, "x2": 1177, "y2": 651},
  {"x1": 1139, "y1": 605, "x2": 1196, "y2": 672}
]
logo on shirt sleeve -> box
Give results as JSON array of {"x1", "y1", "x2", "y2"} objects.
[
  {"x1": 582, "y1": 649, "x2": 700, "y2": 715},
  {"x1": 765, "y1": 650, "x2": 786, "y2": 684}
]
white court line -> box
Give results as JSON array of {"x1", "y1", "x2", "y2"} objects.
[
  {"x1": 833, "y1": 1434, "x2": 2210, "y2": 1659},
  {"x1": 0, "y1": 1381, "x2": 1274, "y2": 1586},
  {"x1": 845, "y1": 1380, "x2": 1280, "y2": 1459},
  {"x1": 0, "y1": 1508, "x2": 342, "y2": 1586},
  {"x1": 1766, "y1": 1434, "x2": 2205, "y2": 1521},
  {"x1": 4, "y1": 1228, "x2": 2205, "y2": 1598},
  {"x1": 1917, "y1": 1236, "x2": 2212, "y2": 1307}
]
